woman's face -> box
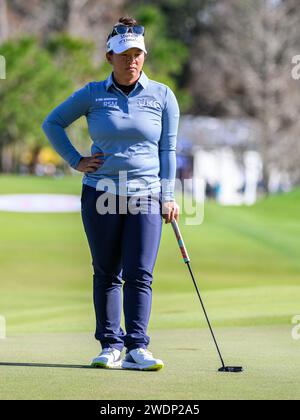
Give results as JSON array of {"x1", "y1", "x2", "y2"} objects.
[{"x1": 107, "y1": 48, "x2": 145, "y2": 81}]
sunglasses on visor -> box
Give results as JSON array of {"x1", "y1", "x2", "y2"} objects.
[{"x1": 109, "y1": 25, "x2": 145, "y2": 39}]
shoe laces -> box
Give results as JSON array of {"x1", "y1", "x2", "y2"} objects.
[
  {"x1": 137, "y1": 348, "x2": 153, "y2": 356},
  {"x1": 101, "y1": 347, "x2": 118, "y2": 355}
]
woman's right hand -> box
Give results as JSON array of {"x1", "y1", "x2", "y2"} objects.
[{"x1": 76, "y1": 153, "x2": 105, "y2": 173}]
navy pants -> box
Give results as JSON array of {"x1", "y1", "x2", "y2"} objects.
[{"x1": 81, "y1": 184, "x2": 163, "y2": 352}]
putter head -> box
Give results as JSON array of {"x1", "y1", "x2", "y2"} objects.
[{"x1": 219, "y1": 366, "x2": 243, "y2": 373}]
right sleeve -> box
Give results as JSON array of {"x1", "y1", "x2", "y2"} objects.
[
  {"x1": 41, "y1": 84, "x2": 91, "y2": 170},
  {"x1": 159, "y1": 87, "x2": 180, "y2": 202}
]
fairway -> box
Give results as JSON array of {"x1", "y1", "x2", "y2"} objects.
[{"x1": 0, "y1": 175, "x2": 300, "y2": 400}]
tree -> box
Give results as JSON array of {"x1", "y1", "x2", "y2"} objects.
[
  {"x1": 0, "y1": 35, "x2": 107, "y2": 173},
  {"x1": 188, "y1": 0, "x2": 300, "y2": 190},
  {"x1": 0, "y1": 0, "x2": 9, "y2": 43},
  {"x1": 0, "y1": 38, "x2": 69, "y2": 171}
]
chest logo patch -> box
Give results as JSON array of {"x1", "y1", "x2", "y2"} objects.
[
  {"x1": 96, "y1": 98, "x2": 118, "y2": 108},
  {"x1": 137, "y1": 99, "x2": 161, "y2": 111}
]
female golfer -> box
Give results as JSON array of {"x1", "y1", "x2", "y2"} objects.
[{"x1": 42, "y1": 16, "x2": 180, "y2": 371}]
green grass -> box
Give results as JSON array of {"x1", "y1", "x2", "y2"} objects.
[
  {"x1": 0, "y1": 174, "x2": 299, "y2": 400},
  {"x1": 0, "y1": 327, "x2": 299, "y2": 400}
]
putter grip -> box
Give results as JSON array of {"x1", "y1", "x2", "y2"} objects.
[{"x1": 171, "y1": 220, "x2": 191, "y2": 263}]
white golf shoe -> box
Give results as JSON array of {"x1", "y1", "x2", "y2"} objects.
[
  {"x1": 122, "y1": 348, "x2": 164, "y2": 371},
  {"x1": 91, "y1": 347, "x2": 122, "y2": 369}
]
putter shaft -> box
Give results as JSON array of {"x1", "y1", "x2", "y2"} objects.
[{"x1": 171, "y1": 219, "x2": 226, "y2": 369}]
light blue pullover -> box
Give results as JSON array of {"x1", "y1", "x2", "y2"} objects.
[{"x1": 42, "y1": 72, "x2": 180, "y2": 202}]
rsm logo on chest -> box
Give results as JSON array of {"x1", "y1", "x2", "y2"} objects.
[
  {"x1": 137, "y1": 98, "x2": 161, "y2": 111},
  {"x1": 96, "y1": 98, "x2": 118, "y2": 108}
]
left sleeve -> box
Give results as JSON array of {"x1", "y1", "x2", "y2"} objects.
[
  {"x1": 159, "y1": 87, "x2": 180, "y2": 202},
  {"x1": 41, "y1": 84, "x2": 91, "y2": 170}
]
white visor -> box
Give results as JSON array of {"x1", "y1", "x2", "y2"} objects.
[{"x1": 106, "y1": 33, "x2": 147, "y2": 54}]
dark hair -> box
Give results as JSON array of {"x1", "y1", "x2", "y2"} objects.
[
  {"x1": 107, "y1": 16, "x2": 139, "y2": 54},
  {"x1": 117, "y1": 16, "x2": 139, "y2": 27}
]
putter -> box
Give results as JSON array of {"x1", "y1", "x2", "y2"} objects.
[{"x1": 171, "y1": 219, "x2": 243, "y2": 374}]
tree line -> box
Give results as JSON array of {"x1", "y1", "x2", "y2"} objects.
[{"x1": 0, "y1": 0, "x2": 299, "y2": 189}]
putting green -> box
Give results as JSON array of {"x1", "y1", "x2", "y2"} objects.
[
  {"x1": 0, "y1": 327, "x2": 299, "y2": 400},
  {"x1": 0, "y1": 175, "x2": 299, "y2": 400}
]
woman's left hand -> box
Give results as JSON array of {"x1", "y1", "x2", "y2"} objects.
[{"x1": 162, "y1": 201, "x2": 180, "y2": 224}]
